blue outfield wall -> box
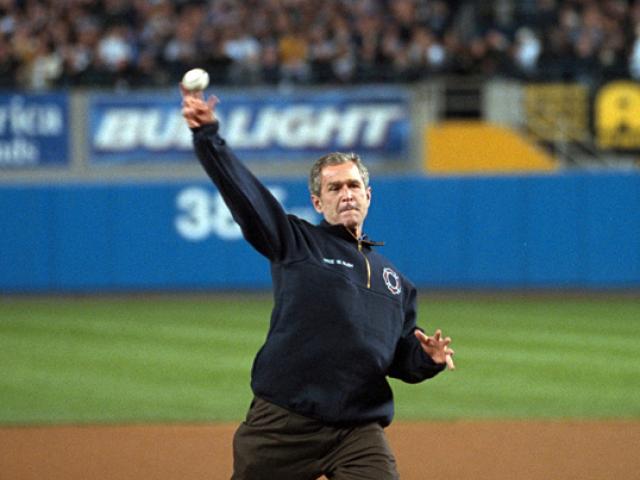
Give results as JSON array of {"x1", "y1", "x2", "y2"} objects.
[{"x1": 1, "y1": 172, "x2": 639, "y2": 292}]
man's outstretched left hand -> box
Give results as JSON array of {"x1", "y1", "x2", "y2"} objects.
[{"x1": 415, "y1": 329, "x2": 455, "y2": 370}]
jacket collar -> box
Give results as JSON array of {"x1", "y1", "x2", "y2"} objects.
[{"x1": 319, "y1": 220, "x2": 385, "y2": 247}]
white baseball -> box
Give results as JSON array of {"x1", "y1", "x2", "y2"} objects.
[{"x1": 181, "y1": 68, "x2": 210, "y2": 91}]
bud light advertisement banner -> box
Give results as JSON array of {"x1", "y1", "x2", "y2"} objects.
[
  {"x1": 88, "y1": 88, "x2": 410, "y2": 164},
  {"x1": 0, "y1": 93, "x2": 69, "y2": 168}
]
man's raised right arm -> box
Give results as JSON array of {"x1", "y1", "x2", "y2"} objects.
[{"x1": 181, "y1": 88, "x2": 295, "y2": 261}]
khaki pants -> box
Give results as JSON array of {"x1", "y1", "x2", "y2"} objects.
[{"x1": 231, "y1": 397, "x2": 399, "y2": 480}]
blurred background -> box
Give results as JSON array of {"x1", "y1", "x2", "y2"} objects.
[{"x1": 1, "y1": 0, "x2": 639, "y2": 428}]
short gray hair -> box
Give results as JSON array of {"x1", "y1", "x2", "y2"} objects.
[{"x1": 308, "y1": 152, "x2": 370, "y2": 196}]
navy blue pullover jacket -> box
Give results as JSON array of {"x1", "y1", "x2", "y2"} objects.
[{"x1": 192, "y1": 122, "x2": 444, "y2": 427}]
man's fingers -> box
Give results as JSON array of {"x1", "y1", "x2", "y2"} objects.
[
  {"x1": 207, "y1": 94, "x2": 220, "y2": 109},
  {"x1": 415, "y1": 331, "x2": 439, "y2": 349},
  {"x1": 415, "y1": 329, "x2": 456, "y2": 370},
  {"x1": 445, "y1": 355, "x2": 456, "y2": 370},
  {"x1": 414, "y1": 330, "x2": 430, "y2": 347},
  {"x1": 415, "y1": 330, "x2": 452, "y2": 347},
  {"x1": 181, "y1": 93, "x2": 216, "y2": 128}
]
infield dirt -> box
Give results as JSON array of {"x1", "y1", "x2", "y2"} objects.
[{"x1": 2, "y1": 421, "x2": 639, "y2": 480}]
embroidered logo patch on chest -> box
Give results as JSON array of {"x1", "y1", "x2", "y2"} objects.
[{"x1": 383, "y1": 267, "x2": 402, "y2": 295}]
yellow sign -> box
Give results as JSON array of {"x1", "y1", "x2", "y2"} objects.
[
  {"x1": 595, "y1": 81, "x2": 640, "y2": 149},
  {"x1": 424, "y1": 121, "x2": 557, "y2": 175}
]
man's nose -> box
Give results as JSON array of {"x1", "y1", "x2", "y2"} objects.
[{"x1": 340, "y1": 185, "x2": 354, "y2": 199}]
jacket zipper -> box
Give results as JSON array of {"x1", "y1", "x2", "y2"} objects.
[{"x1": 358, "y1": 241, "x2": 371, "y2": 289}]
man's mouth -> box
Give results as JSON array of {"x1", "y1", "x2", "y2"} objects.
[{"x1": 339, "y1": 205, "x2": 359, "y2": 213}]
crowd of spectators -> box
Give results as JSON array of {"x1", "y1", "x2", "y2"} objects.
[{"x1": 1, "y1": 0, "x2": 640, "y2": 90}]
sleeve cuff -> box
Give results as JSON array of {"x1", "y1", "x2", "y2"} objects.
[{"x1": 191, "y1": 121, "x2": 219, "y2": 136}]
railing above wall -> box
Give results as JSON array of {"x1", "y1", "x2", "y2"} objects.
[{"x1": 484, "y1": 79, "x2": 640, "y2": 170}]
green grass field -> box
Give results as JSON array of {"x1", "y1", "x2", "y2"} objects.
[{"x1": 1, "y1": 294, "x2": 639, "y2": 425}]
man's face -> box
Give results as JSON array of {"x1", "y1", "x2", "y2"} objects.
[{"x1": 311, "y1": 162, "x2": 371, "y2": 236}]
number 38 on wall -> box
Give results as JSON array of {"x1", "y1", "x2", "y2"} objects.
[
  {"x1": 174, "y1": 187, "x2": 242, "y2": 241},
  {"x1": 174, "y1": 185, "x2": 317, "y2": 242}
]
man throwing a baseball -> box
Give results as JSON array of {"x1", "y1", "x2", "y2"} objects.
[{"x1": 181, "y1": 85, "x2": 455, "y2": 480}]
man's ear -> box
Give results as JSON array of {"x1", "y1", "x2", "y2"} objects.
[{"x1": 311, "y1": 194, "x2": 323, "y2": 213}]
